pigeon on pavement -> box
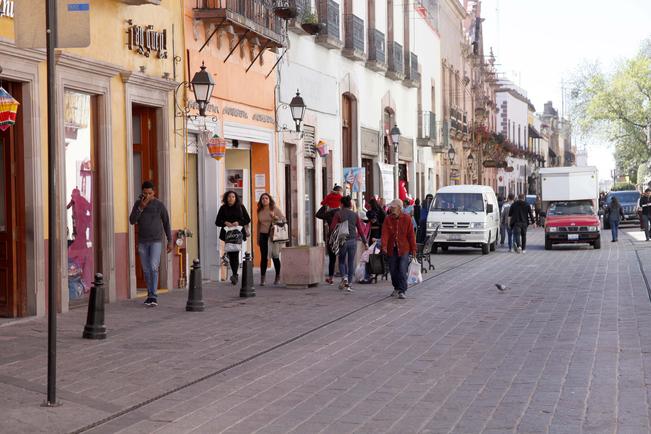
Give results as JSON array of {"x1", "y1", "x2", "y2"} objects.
[{"x1": 495, "y1": 283, "x2": 508, "y2": 292}]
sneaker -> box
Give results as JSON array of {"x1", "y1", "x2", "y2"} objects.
[
  {"x1": 339, "y1": 279, "x2": 348, "y2": 290},
  {"x1": 508, "y1": 248, "x2": 512, "y2": 252},
  {"x1": 230, "y1": 274, "x2": 238, "y2": 285},
  {"x1": 398, "y1": 292, "x2": 406, "y2": 299},
  {"x1": 344, "y1": 287, "x2": 354, "y2": 293},
  {"x1": 149, "y1": 299, "x2": 158, "y2": 307},
  {"x1": 391, "y1": 290, "x2": 398, "y2": 297},
  {"x1": 522, "y1": 250, "x2": 526, "y2": 254},
  {"x1": 516, "y1": 247, "x2": 522, "y2": 253},
  {"x1": 325, "y1": 277, "x2": 334, "y2": 285},
  {"x1": 144, "y1": 297, "x2": 152, "y2": 306}
]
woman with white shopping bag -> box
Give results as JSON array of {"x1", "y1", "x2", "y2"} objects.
[
  {"x1": 380, "y1": 199, "x2": 417, "y2": 299},
  {"x1": 215, "y1": 191, "x2": 251, "y2": 285},
  {"x1": 257, "y1": 193, "x2": 286, "y2": 286}
]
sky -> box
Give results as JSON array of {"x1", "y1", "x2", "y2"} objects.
[{"x1": 480, "y1": 0, "x2": 651, "y2": 181}]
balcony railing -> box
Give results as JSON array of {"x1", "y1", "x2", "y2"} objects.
[
  {"x1": 366, "y1": 29, "x2": 386, "y2": 72},
  {"x1": 194, "y1": 0, "x2": 283, "y2": 47},
  {"x1": 417, "y1": 111, "x2": 443, "y2": 151},
  {"x1": 403, "y1": 52, "x2": 419, "y2": 87},
  {"x1": 387, "y1": 41, "x2": 404, "y2": 80},
  {"x1": 343, "y1": 14, "x2": 365, "y2": 61},
  {"x1": 287, "y1": 0, "x2": 311, "y2": 33},
  {"x1": 316, "y1": 0, "x2": 343, "y2": 49}
]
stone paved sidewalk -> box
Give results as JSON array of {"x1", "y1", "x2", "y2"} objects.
[{"x1": 4, "y1": 229, "x2": 651, "y2": 433}]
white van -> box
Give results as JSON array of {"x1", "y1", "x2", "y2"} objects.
[{"x1": 426, "y1": 185, "x2": 500, "y2": 255}]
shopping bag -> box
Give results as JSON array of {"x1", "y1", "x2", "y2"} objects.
[
  {"x1": 224, "y1": 226, "x2": 243, "y2": 252},
  {"x1": 407, "y1": 259, "x2": 422, "y2": 286},
  {"x1": 367, "y1": 253, "x2": 384, "y2": 275},
  {"x1": 271, "y1": 222, "x2": 289, "y2": 243},
  {"x1": 354, "y1": 263, "x2": 366, "y2": 283}
]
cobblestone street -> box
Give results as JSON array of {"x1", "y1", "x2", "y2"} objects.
[{"x1": 2, "y1": 228, "x2": 651, "y2": 433}]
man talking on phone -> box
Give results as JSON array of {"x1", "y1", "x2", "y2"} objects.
[{"x1": 129, "y1": 180, "x2": 173, "y2": 307}]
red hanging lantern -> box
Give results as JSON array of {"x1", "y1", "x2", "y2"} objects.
[
  {"x1": 0, "y1": 87, "x2": 19, "y2": 132},
  {"x1": 207, "y1": 134, "x2": 226, "y2": 160}
]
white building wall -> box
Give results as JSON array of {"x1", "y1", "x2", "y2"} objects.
[{"x1": 496, "y1": 87, "x2": 530, "y2": 196}]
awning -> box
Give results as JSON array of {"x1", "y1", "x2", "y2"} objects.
[{"x1": 528, "y1": 125, "x2": 543, "y2": 139}]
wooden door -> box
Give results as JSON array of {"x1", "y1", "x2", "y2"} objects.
[
  {"x1": 342, "y1": 95, "x2": 353, "y2": 168},
  {"x1": 361, "y1": 158, "x2": 373, "y2": 202},
  {"x1": 132, "y1": 106, "x2": 158, "y2": 289},
  {"x1": 0, "y1": 83, "x2": 24, "y2": 317}
]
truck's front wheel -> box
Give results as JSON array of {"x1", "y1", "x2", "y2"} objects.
[{"x1": 481, "y1": 243, "x2": 490, "y2": 255}]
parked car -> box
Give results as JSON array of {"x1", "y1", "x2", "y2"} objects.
[
  {"x1": 426, "y1": 185, "x2": 500, "y2": 255},
  {"x1": 603, "y1": 190, "x2": 640, "y2": 229}
]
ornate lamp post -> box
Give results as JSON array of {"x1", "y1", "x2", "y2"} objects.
[
  {"x1": 289, "y1": 90, "x2": 306, "y2": 133},
  {"x1": 190, "y1": 62, "x2": 215, "y2": 117}
]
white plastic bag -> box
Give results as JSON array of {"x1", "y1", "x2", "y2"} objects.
[
  {"x1": 407, "y1": 259, "x2": 422, "y2": 286},
  {"x1": 354, "y1": 263, "x2": 366, "y2": 283}
]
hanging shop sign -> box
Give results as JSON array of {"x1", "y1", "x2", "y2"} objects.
[
  {"x1": 0, "y1": 87, "x2": 19, "y2": 131},
  {"x1": 449, "y1": 169, "x2": 461, "y2": 182},
  {"x1": 127, "y1": 20, "x2": 168, "y2": 59},
  {"x1": 505, "y1": 166, "x2": 515, "y2": 173},
  {"x1": 0, "y1": 0, "x2": 14, "y2": 18},
  {"x1": 482, "y1": 159, "x2": 497, "y2": 168},
  {"x1": 207, "y1": 134, "x2": 227, "y2": 160},
  {"x1": 316, "y1": 140, "x2": 329, "y2": 157}
]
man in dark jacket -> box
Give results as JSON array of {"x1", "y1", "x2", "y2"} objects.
[
  {"x1": 639, "y1": 188, "x2": 651, "y2": 241},
  {"x1": 129, "y1": 180, "x2": 173, "y2": 306},
  {"x1": 509, "y1": 193, "x2": 536, "y2": 253}
]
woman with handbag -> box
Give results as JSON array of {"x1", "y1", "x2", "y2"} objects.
[
  {"x1": 215, "y1": 191, "x2": 251, "y2": 285},
  {"x1": 257, "y1": 193, "x2": 286, "y2": 286}
]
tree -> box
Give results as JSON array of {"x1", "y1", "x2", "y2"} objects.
[{"x1": 570, "y1": 38, "x2": 651, "y2": 175}]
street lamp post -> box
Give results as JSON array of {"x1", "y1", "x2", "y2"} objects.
[
  {"x1": 289, "y1": 90, "x2": 306, "y2": 133},
  {"x1": 447, "y1": 146, "x2": 456, "y2": 185},
  {"x1": 391, "y1": 125, "x2": 401, "y2": 200},
  {"x1": 190, "y1": 62, "x2": 215, "y2": 117}
]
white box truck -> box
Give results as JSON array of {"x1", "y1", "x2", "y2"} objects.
[{"x1": 540, "y1": 166, "x2": 601, "y2": 250}]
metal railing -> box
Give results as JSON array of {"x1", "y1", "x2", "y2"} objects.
[
  {"x1": 195, "y1": 0, "x2": 282, "y2": 35},
  {"x1": 368, "y1": 29, "x2": 385, "y2": 63},
  {"x1": 344, "y1": 14, "x2": 365, "y2": 52}
]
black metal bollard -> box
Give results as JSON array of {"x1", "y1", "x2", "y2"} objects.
[
  {"x1": 186, "y1": 259, "x2": 205, "y2": 312},
  {"x1": 239, "y1": 252, "x2": 256, "y2": 298},
  {"x1": 83, "y1": 273, "x2": 107, "y2": 340}
]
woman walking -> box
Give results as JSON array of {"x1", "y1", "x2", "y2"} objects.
[
  {"x1": 257, "y1": 193, "x2": 285, "y2": 286},
  {"x1": 607, "y1": 196, "x2": 624, "y2": 242},
  {"x1": 215, "y1": 191, "x2": 251, "y2": 284},
  {"x1": 366, "y1": 197, "x2": 386, "y2": 241},
  {"x1": 330, "y1": 196, "x2": 368, "y2": 292}
]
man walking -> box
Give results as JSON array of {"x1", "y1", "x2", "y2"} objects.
[
  {"x1": 509, "y1": 193, "x2": 536, "y2": 253},
  {"x1": 500, "y1": 193, "x2": 515, "y2": 251},
  {"x1": 381, "y1": 199, "x2": 417, "y2": 299},
  {"x1": 639, "y1": 188, "x2": 651, "y2": 241},
  {"x1": 129, "y1": 181, "x2": 173, "y2": 306}
]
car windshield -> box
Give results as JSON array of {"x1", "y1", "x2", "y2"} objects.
[
  {"x1": 431, "y1": 193, "x2": 484, "y2": 212},
  {"x1": 607, "y1": 191, "x2": 639, "y2": 204},
  {"x1": 547, "y1": 201, "x2": 594, "y2": 216}
]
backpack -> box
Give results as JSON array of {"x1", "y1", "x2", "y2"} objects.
[{"x1": 328, "y1": 220, "x2": 349, "y2": 255}]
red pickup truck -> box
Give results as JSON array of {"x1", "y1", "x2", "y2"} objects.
[{"x1": 544, "y1": 200, "x2": 601, "y2": 250}]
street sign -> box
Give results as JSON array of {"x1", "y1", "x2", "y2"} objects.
[{"x1": 14, "y1": 0, "x2": 90, "y2": 48}]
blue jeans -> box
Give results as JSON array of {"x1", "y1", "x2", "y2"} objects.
[
  {"x1": 610, "y1": 221, "x2": 619, "y2": 241},
  {"x1": 388, "y1": 251, "x2": 410, "y2": 293},
  {"x1": 138, "y1": 241, "x2": 162, "y2": 299},
  {"x1": 501, "y1": 224, "x2": 513, "y2": 249},
  {"x1": 643, "y1": 215, "x2": 650, "y2": 240},
  {"x1": 338, "y1": 239, "x2": 357, "y2": 283}
]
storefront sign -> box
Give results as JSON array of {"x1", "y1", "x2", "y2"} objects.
[
  {"x1": 252, "y1": 113, "x2": 274, "y2": 124},
  {"x1": 223, "y1": 106, "x2": 248, "y2": 119},
  {"x1": 127, "y1": 21, "x2": 168, "y2": 59},
  {"x1": 0, "y1": 0, "x2": 14, "y2": 18},
  {"x1": 188, "y1": 100, "x2": 219, "y2": 114},
  {"x1": 377, "y1": 162, "x2": 395, "y2": 200}
]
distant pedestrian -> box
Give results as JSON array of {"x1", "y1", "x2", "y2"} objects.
[
  {"x1": 366, "y1": 197, "x2": 386, "y2": 240},
  {"x1": 500, "y1": 193, "x2": 515, "y2": 251},
  {"x1": 639, "y1": 188, "x2": 651, "y2": 241},
  {"x1": 330, "y1": 196, "x2": 368, "y2": 292},
  {"x1": 381, "y1": 199, "x2": 417, "y2": 299},
  {"x1": 317, "y1": 185, "x2": 343, "y2": 285},
  {"x1": 417, "y1": 194, "x2": 434, "y2": 243},
  {"x1": 215, "y1": 191, "x2": 251, "y2": 285},
  {"x1": 509, "y1": 193, "x2": 535, "y2": 253},
  {"x1": 607, "y1": 196, "x2": 624, "y2": 242},
  {"x1": 257, "y1": 193, "x2": 285, "y2": 286},
  {"x1": 129, "y1": 181, "x2": 173, "y2": 307},
  {"x1": 413, "y1": 198, "x2": 421, "y2": 224}
]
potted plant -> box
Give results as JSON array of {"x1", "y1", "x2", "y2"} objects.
[
  {"x1": 274, "y1": 1, "x2": 298, "y2": 20},
  {"x1": 301, "y1": 11, "x2": 323, "y2": 35}
]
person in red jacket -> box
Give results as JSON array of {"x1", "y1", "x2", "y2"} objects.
[{"x1": 381, "y1": 199, "x2": 417, "y2": 299}]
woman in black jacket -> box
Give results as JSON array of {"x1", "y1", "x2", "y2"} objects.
[{"x1": 215, "y1": 191, "x2": 251, "y2": 284}]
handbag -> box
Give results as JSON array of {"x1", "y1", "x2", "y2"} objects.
[
  {"x1": 315, "y1": 205, "x2": 328, "y2": 220},
  {"x1": 271, "y1": 221, "x2": 289, "y2": 243},
  {"x1": 223, "y1": 226, "x2": 243, "y2": 252},
  {"x1": 367, "y1": 253, "x2": 385, "y2": 275}
]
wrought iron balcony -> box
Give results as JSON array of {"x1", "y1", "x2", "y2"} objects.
[
  {"x1": 343, "y1": 14, "x2": 365, "y2": 61},
  {"x1": 193, "y1": 0, "x2": 284, "y2": 49},
  {"x1": 287, "y1": 0, "x2": 312, "y2": 34},
  {"x1": 417, "y1": 111, "x2": 443, "y2": 152},
  {"x1": 366, "y1": 29, "x2": 386, "y2": 72},
  {"x1": 403, "y1": 52, "x2": 419, "y2": 88},
  {"x1": 316, "y1": 0, "x2": 343, "y2": 49},
  {"x1": 386, "y1": 41, "x2": 405, "y2": 81}
]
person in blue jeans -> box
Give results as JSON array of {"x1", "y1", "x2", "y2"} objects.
[
  {"x1": 500, "y1": 193, "x2": 514, "y2": 251},
  {"x1": 129, "y1": 181, "x2": 173, "y2": 306},
  {"x1": 330, "y1": 196, "x2": 368, "y2": 292},
  {"x1": 381, "y1": 199, "x2": 417, "y2": 299},
  {"x1": 607, "y1": 196, "x2": 624, "y2": 242}
]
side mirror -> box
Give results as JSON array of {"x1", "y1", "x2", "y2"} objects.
[{"x1": 486, "y1": 204, "x2": 494, "y2": 214}]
